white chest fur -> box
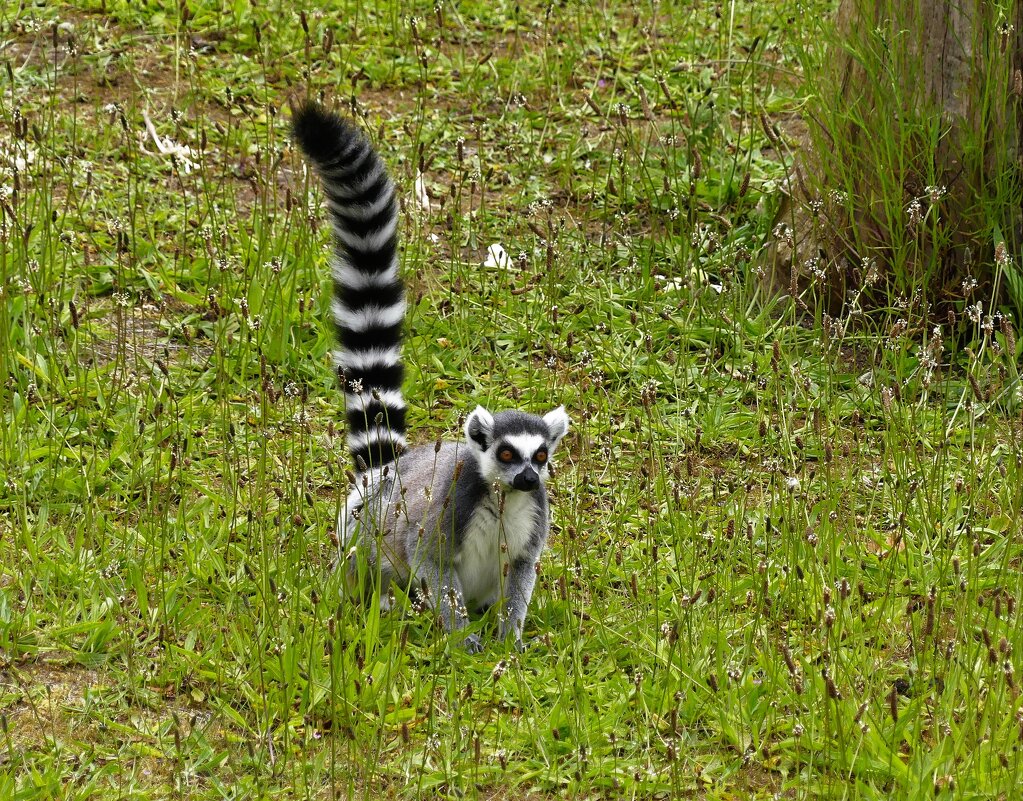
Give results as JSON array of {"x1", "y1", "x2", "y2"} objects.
[{"x1": 455, "y1": 489, "x2": 539, "y2": 607}]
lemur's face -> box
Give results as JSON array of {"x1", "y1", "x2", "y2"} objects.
[{"x1": 465, "y1": 406, "x2": 570, "y2": 492}]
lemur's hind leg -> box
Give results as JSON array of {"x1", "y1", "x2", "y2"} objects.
[{"x1": 410, "y1": 556, "x2": 482, "y2": 653}]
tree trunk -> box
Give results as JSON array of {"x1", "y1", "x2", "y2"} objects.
[{"x1": 766, "y1": 0, "x2": 1023, "y2": 315}]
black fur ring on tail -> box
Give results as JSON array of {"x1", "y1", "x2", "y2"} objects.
[{"x1": 292, "y1": 103, "x2": 407, "y2": 470}]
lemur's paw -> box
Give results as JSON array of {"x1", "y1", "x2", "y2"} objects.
[
  {"x1": 462, "y1": 633, "x2": 484, "y2": 654},
  {"x1": 498, "y1": 622, "x2": 524, "y2": 651}
]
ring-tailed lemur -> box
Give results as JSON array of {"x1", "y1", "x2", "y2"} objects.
[{"x1": 293, "y1": 103, "x2": 569, "y2": 652}]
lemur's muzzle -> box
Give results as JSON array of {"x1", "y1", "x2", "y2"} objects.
[{"x1": 513, "y1": 467, "x2": 540, "y2": 492}]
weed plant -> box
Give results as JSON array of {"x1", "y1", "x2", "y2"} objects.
[{"x1": 1, "y1": 1, "x2": 1022, "y2": 800}]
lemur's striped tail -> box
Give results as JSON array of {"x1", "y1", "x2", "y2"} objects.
[{"x1": 293, "y1": 103, "x2": 406, "y2": 470}]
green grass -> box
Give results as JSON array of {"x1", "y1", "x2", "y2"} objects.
[{"x1": 1, "y1": 1, "x2": 1022, "y2": 799}]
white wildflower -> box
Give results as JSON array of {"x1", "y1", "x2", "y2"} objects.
[
  {"x1": 862, "y1": 257, "x2": 880, "y2": 286},
  {"x1": 906, "y1": 199, "x2": 923, "y2": 227}
]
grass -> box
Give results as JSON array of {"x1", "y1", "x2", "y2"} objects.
[{"x1": 1, "y1": 0, "x2": 1022, "y2": 799}]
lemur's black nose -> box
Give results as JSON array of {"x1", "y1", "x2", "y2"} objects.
[{"x1": 513, "y1": 468, "x2": 540, "y2": 491}]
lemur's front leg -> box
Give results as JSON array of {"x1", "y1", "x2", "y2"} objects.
[{"x1": 498, "y1": 551, "x2": 542, "y2": 651}]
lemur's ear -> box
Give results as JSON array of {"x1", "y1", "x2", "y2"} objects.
[
  {"x1": 543, "y1": 406, "x2": 570, "y2": 451},
  {"x1": 465, "y1": 406, "x2": 495, "y2": 450}
]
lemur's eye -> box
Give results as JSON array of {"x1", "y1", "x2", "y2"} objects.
[
  {"x1": 498, "y1": 448, "x2": 516, "y2": 464},
  {"x1": 534, "y1": 450, "x2": 548, "y2": 464}
]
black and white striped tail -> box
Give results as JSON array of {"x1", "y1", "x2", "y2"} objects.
[{"x1": 293, "y1": 103, "x2": 407, "y2": 470}]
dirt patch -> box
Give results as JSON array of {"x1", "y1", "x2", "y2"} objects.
[
  {"x1": 1, "y1": 656, "x2": 195, "y2": 791},
  {"x1": 77, "y1": 297, "x2": 213, "y2": 374},
  {"x1": 2, "y1": 658, "x2": 106, "y2": 755}
]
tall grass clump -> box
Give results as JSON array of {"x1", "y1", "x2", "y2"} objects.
[{"x1": 779, "y1": 0, "x2": 1023, "y2": 322}]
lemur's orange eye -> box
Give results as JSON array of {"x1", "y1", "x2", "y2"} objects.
[
  {"x1": 534, "y1": 450, "x2": 548, "y2": 464},
  {"x1": 498, "y1": 448, "x2": 516, "y2": 463}
]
